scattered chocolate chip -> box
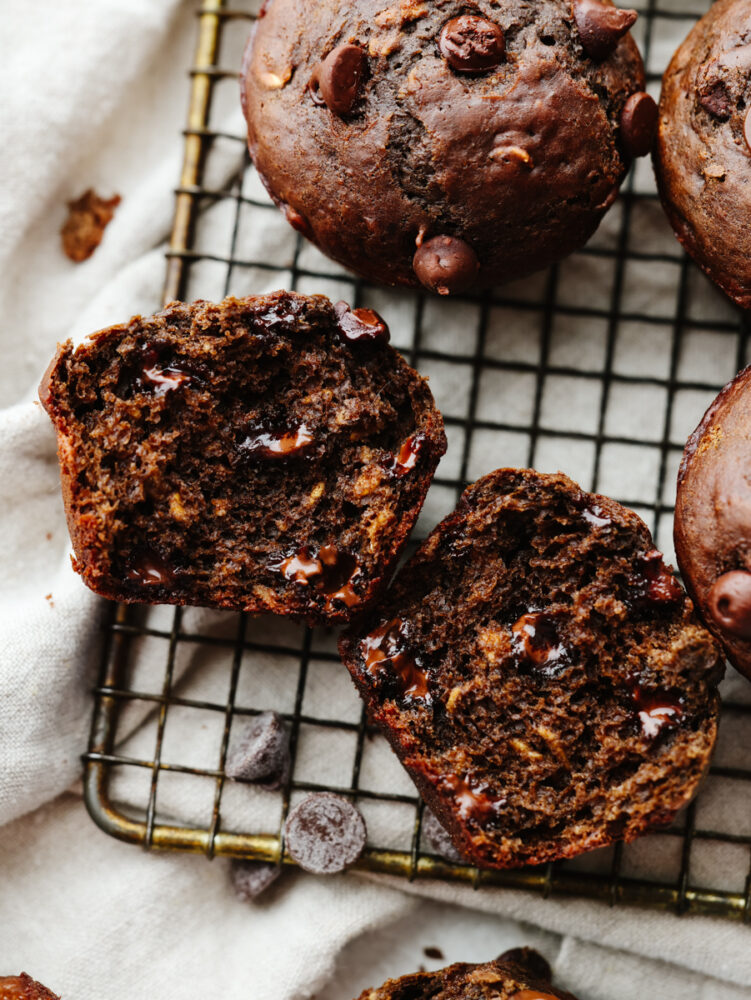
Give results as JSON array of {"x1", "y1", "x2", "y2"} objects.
[
  {"x1": 620, "y1": 91, "x2": 658, "y2": 157},
  {"x1": 284, "y1": 792, "x2": 367, "y2": 873},
  {"x1": 231, "y1": 859, "x2": 282, "y2": 901},
  {"x1": 413, "y1": 235, "x2": 480, "y2": 295},
  {"x1": 334, "y1": 301, "x2": 390, "y2": 345},
  {"x1": 226, "y1": 711, "x2": 290, "y2": 789},
  {"x1": 573, "y1": 0, "x2": 637, "y2": 62},
  {"x1": 698, "y1": 79, "x2": 732, "y2": 119},
  {"x1": 241, "y1": 423, "x2": 314, "y2": 458},
  {"x1": 707, "y1": 569, "x2": 751, "y2": 638},
  {"x1": 125, "y1": 549, "x2": 173, "y2": 587},
  {"x1": 438, "y1": 15, "x2": 505, "y2": 72},
  {"x1": 392, "y1": 433, "x2": 426, "y2": 476},
  {"x1": 423, "y1": 946, "x2": 444, "y2": 960},
  {"x1": 421, "y1": 807, "x2": 465, "y2": 863},
  {"x1": 311, "y1": 43, "x2": 366, "y2": 116},
  {"x1": 61, "y1": 188, "x2": 121, "y2": 262},
  {"x1": 498, "y1": 948, "x2": 553, "y2": 984},
  {"x1": 631, "y1": 686, "x2": 683, "y2": 738}
]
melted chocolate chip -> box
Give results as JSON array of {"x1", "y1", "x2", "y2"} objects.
[
  {"x1": 422, "y1": 807, "x2": 465, "y2": 862},
  {"x1": 226, "y1": 711, "x2": 290, "y2": 789},
  {"x1": 498, "y1": 948, "x2": 552, "y2": 985},
  {"x1": 581, "y1": 503, "x2": 611, "y2": 528},
  {"x1": 120, "y1": 344, "x2": 198, "y2": 398},
  {"x1": 241, "y1": 423, "x2": 313, "y2": 458},
  {"x1": 392, "y1": 433, "x2": 426, "y2": 476},
  {"x1": 283, "y1": 792, "x2": 366, "y2": 874},
  {"x1": 334, "y1": 301, "x2": 390, "y2": 345},
  {"x1": 274, "y1": 545, "x2": 362, "y2": 612},
  {"x1": 698, "y1": 79, "x2": 732, "y2": 119},
  {"x1": 438, "y1": 15, "x2": 505, "y2": 72},
  {"x1": 631, "y1": 687, "x2": 683, "y2": 738},
  {"x1": 637, "y1": 550, "x2": 684, "y2": 605},
  {"x1": 125, "y1": 550, "x2": 173, "y2": 587},
  {"x1": 310, "y1": 44, "x2": 366, "y2": 116},
  {"x1": 620, "y1": 91, "x2": 658, "y2": 157},
  {"x1": 362, "y1": 618, "x2": 431, "y2": 701},
  {"x1": 573, "y1": 0, "x2": 637, "y2": 62},
  {"x1": 511, "y1": 612, "x2": 569, "y2": 674},
  {"x1": 231, "y1": 859, "x2": 281, "y2": 901},
  {"x1": 707, "y1": 570, "x2": 751, "y2": 639},
  {"x1": 413, "y1": 235, "x2": 480, "y2": 295},
  {"x1": 444, "y1": 773, "x2": 505, "y2": 823}
]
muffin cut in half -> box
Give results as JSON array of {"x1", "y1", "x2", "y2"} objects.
[
  {"x1": 40, "y1": 292, "x2": 445, "y2": 623},
  {"x1": 355, "y1": 954, "x2": 576, "y2": 1000},
  {"x1": 340, "y1": 469, "x2": 723, "y2": 868}
]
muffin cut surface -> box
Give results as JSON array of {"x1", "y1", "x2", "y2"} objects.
[
  {"x1": 340, "y1": 469, "x2": 723, "y2": 868},
  {"x1": 40, "y1": 292, "x2": 445, "y2": 622}
]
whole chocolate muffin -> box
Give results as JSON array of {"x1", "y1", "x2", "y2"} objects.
[
  {"x1": 242, "y1": 0, "x2": 653, "y2": 294},
  {"x1": 355, "y1": 955, "x2": 576, "y2": 1000},
  {"x1": 39, "y1": 292, "x2": 445, "y2": 624},
  {"x1": 675, "y1": 366, "x2": 751, "y2": 680},
  {"x1": 340, "y1": 469, "x2": 723, "y2": 869},
  {"x1": 655, "y1": 0, "x2": 751, "y2": 309}
]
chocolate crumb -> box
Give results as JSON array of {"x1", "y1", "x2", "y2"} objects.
[
  {"x1": 61, "y1": 189, "x2": 121, "y2": 262},
  {"x1": 423, "y1": 946, "x2": 444, "y2": 960}
]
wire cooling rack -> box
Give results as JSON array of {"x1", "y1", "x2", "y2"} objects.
[{"x1": 83, "y1": 0, "x2": 751, "y2": 921}]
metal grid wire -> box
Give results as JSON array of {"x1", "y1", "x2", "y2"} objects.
[{"x1": 83, "y1": 0, "x2": 751, "y2": 920}]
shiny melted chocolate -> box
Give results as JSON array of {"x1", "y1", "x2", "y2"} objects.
[
  {"x1": 631, "y1": 686, "x2": 683, "y2": 738},
  {"x1": 511, "y1": 611, "x2": 569, "y2": 674},
  {"x1": 443, "y1": 773, "x2": 505, "y2": 823},
  {"x1": 125, "y1": 550, "x2": 174, "y2": 586},
  {"x1": 361, "y1": 618, "x2": 430, "y2": 701},
  {"x1": 391, "y1": 433, "x2": 426, "y2": 476},
  {"x1": 275, "y1": 544, "x2": 361, "y2": 612},
  {"x1": 241, "y1": 423, "x2": 313, "y2": 459},
  {"x1": 122, "y1": 345, "x2": 197, "y2": 397},
  {"x1": 636, "y1": 550, "x2": 684, "y2": 605},
  {"x1": 581, "y1": 503, "x2": 611, "y2": 528}
]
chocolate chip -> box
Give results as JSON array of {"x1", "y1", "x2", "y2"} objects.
[
  {"x1": 226, "y1": 711, "x2": 290, "y2": 789},
  {"x1": 438, "y1": 15, "x2": 505, "y2": 72},
  {"x1": 423, "y1": 946, "x2": 444, "y2": 960},
  {"x1": 698, "y1": 79, "x2": 732, "y2": 120},
  {"x1": 421, "y1": 807, "x2": 465, "y2": 863},
  {"x1": 413, "y1": 235, "x2": 479, "y2": 295},
  {"x1": 637, "y1": 550, "x2": 684, "y2": 605},
  {"x1": 498, "y1": 948, "x2": 553, "y2": 984},
  {"x1": 631, "y1": 687, "x2": 683, "y2": 739},
  {"x1": 573, "y1": 0, "x2": 637, "y2": 62},
  {"x1": 391, "y1": 433, "x2": 426, "y2": 476},
  {"x1": 283, "y1": 793, "x2": 366, "y2": 874},
  {"x1": 334, "y1": 300, "x2": 390, "y2": 345},
  {"x1": 125, "y1": 549, "x2": 173, "y2": 587},
  {"x1": 620, "y1": 91, "x2": 658, "y2": 157},
  {"x1": 230, "y1": 859, "x2": 281, "y2": 901},
  {"x1": 707, "y1": 570, "x2": 751, "y2": 639},
  {"x1": 311, "y1": 43, "x2": 366, "y2": 116},
  {"x1": 241, "y1": 423, "x2": 314, "y2": 458},
  {"x1": 282, "y1": 203, "x2": 313, "y2": 239}
]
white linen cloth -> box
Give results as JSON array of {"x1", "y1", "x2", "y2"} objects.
[{"x1": 1, "y1": 2, "x2": 750, "y2": 998}]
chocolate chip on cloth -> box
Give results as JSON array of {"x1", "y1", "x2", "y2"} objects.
[
  {"x1": 340, "y1": 469, "x2": 723, "y2": 869},
  {"x1": 230, "y1": 859, "x2": 282, "y2": 902},
  {"x1": 284, "y1": 792, "x2": 367, "y2": 874},
  {"x1": 241, "y1": 0, "x2": 648, "y2": 294},
  {"x1": 675, "y1": 365, "x2": 751, "y2": 681},
  {"x1": 38, "y1": 292, "x2": 445, "y2": 624},
  {"x1": 352, "y1": 955, "x2": 578, "y2": 1000},
  {"x1": 655, "y1": 0, "x2": 751, "y2": 309},
  {"x1": 0, "y1": 976, "x2": 60, "y2": 1000},
  {"x1": 226, "y1": 711, "x2": 290, "y2": 789}
]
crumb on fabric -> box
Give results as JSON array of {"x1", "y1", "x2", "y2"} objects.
[
  {"x1": 44, "y1": 593, "x2": 54, "y2": 607},
  {"x1": 61, "y1": 189, "x2": 121, "y2": 262},
  {"x1": 423, "y1": 947, "x2": 444, "y2": 960}
]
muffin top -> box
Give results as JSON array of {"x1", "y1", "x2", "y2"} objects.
[{"x1": 242, "y1": 0, "x2": 648, "y2": 293}]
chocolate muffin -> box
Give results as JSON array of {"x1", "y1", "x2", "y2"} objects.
[
  {"x1": 355, "y1": 955, "x2": 576, "y2": 1000},
  {"x1": 0, "y1": 976, "x2": 60, "y2": 1000},
  {"x1": 675, "y1": 366, "x2": 751, "y2": 680},
  {"x1": 655, "y1": 0, "x2": 751, "y2": 309},
  {"x1": 39, "y1": 292, "x2": 445, "y2": 624},
  {"x1": 340, "y1": 469, "x2": 723, "y2": 869},
  {"x1": 242, "y1": 0, "x2": 653, "y2": 295}
]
